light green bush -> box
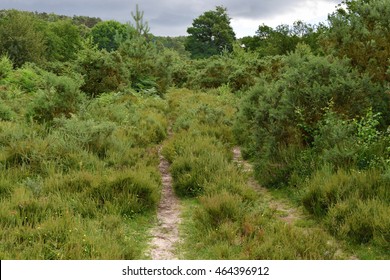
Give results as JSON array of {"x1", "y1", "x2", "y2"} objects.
[{"x1": 0, "y1": 55, "x2": 13, "y2": 80}]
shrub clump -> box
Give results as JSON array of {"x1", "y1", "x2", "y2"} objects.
[{"x1": 26, "y1": 72, "x2": 85, "y2": 123}]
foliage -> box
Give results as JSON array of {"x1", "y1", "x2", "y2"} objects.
[
  {"x1": 26, "y1": 72, "x2": 85, "y2": 123},
  {"x1": 0, "y1": 103, "x2": 15, "y2": 121},
  {"x1": 185, "y1": 6, "x2": 236, "y2": 59},
  {"x1": 76, "y1": 46, "x2": 129, "y2": 97},
  {"x1": 185, "y1": 45, "x2": 260, "y2": 91},
  {"x1": 322, "y1": 0, "x2": 390, "y2": 83},
  {"x1": 0, "y1": 55, "x2": 13, "y2": 80},
  {"x1": 0, "y1": 10, "x2": 46, "y2": 67},
  {"x1": 302, "y1": 166, "x2": 390, "y2": 248},
  {"x1": 91, "y1": 20, "x2": 131, "y2": 52},
  {"x1": 44, "y1": 20, "x2": 83, "y2": 62},
  {"x1": 166, "y1": 89, "x2": 341, "y2": 260},
  {"x1": 0, "y1": 71, "x2": 168, "y2": 259},
  {"x1": 1, "y1": 4, "x2": 389, "y2": 260},
  {"x1": 3, "y1": 63, "x2": 43, "y2": 93},
  {"x1": 119, "y1": 35, "x2": 178, "y2": 94},
  {"x1": 241, "y1": 21, "x2": 325, "y2": 56},
  {"x1": 236, "y1": 47, "x2": 376, "y2": 170},
  {"x1": 130, "y1": 4, "x2": 150, "y2": 37}
]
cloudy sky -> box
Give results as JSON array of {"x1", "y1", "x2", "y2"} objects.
[{"x1": 0, "y1": 0, "x2": 342, "y2": 37}]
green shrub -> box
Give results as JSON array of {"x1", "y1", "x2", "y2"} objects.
[
  {"x1": 302, "y1": 167, "x2": 389, "y2": 217},
  {"x1": 0, "y1": 55, "x2": 13, "y2": 80},
  {"x1": 76, "y1": 47, "x2": 129, "y2": 97},
  {"x1": 0, "y1": 177, "x2": 13, "y2": 200},
  {"x1": 26, "y1": 73, "x2": 85, "y2": 123},
  {"x1": 326, "y1": 199, "x2": 390, "y2": 246},
  {"x1": 247, "y1": 223, "x2": 338, "y2": 260},
  {"x1": 0, "y1": 103, "x2": 15, "y2": 121},
  {"x1": 169, "y1": 134, "x2": 230, "y2": 197},
  {"x1": 4, "y1": 64, "x2": 42, "y2": 92},
  {"x1": 54, "y1": 117, "x2": 117, "y2": 158},
  {"x1": 236, "y1": 46, "x2": 388, "y2": 189},
  {"x1": 88, "y1": 170, "x2": 159, "y2": 217},
  {"x1": 196, "y1": 191, "x2": 244, "y2": 229},
  {"x1": 4, "y1": 137, "x2": 50, "y2": 172},
  {"x1": 170, "y1": 156, "x2": 205, "y2": 197},
  {"x1": 0, "y1": 10, "x2": 46, "y2": 67}
]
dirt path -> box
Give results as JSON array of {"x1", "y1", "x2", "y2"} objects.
[
  {"x1": 232, "y1": 146, "x2": 302, "y2": 225},
  {"x1": 233, "y1": 146, "x2": 358, "y2": 259},
  {"x1": 148, "y1": 138, "x2": 181, "y2": 260}
]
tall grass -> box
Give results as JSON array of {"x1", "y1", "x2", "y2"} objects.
[
  {"x1": 165, "y1": 89, "x2": 341, "y2": 260},
  {"x1": 0, "y1": 70, "x2": 169, "y2": 259}
]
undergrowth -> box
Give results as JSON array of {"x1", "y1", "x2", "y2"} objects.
[
  {"x1": 165, "y1": 89, "x2": 343, "y2": 260},
  {"x1": 0, "y1": 73, "x2": 168, "y2": 259}
]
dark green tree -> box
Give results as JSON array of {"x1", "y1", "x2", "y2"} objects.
[
  {"x1": 185, "y1": 6, "x2": 236, "y2": 59},
  {"x1": 76, "y1": 46, "x2": 129, "y2": 97},
  {"x1": 322, "y1": 0, "x2": 390, "y2": 83},
  {"x1": 91, "y1": 20, "x2": 130, "y2": 52},
  {"x1": 44, "y1": 20, "x2": 83, "y2": 62},
  {"x1": 0, "y1": 10, "x2": 46, "y2": 67},
  {"x1": 242, "y1": 22, "x2": 323, "y2": 55}
]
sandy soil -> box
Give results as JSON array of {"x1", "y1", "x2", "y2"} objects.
[{"x1": 148, "y1": 144, "x2": 181, "y2": 260}]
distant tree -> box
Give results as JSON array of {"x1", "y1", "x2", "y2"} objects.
[
  {"x1": 131, "y1": 4, "x2": 150, "y2": 37},
  {"x1": 0, "y1": 10, "x2": 46, "y2": 67},
  {"x1": 72, "y1": 15, "x2": 102, "y2": 28},
  {"x1": 185, "y1": 6, "x2": 236, "y2": 59},
  {"x1": 91, "y1": 20, "x2": 130, "y2": 52},
  {"x1": 154, "y1": 36, "x2": 189, "y2": 57},
  {"x1": 44, "y1": 20, "x2": 83, "y2": 62},
  {"x1": 243, "y1": 22, "x2": 322, "y2": 56}
]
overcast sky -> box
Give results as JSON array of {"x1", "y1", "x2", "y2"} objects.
[{"x1": 0, "y1": 0, "x2": 342, "y2": 37}]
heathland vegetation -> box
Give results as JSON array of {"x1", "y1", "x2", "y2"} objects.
[{"x1": 0, "y1": 0, "x2": 389, "y2": 259}]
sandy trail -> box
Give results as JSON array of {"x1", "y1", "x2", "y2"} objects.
[{"x1": 148, "y1": 140, "x2": 181, "y2": 260}]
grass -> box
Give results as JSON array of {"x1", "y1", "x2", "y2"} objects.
[
  {"x1": 165, "y1": 88, "x2": 348, "y2": 260},
  {"x1": 0, "y1": 83, "x2": 169, "y2": 259},
  {"x1": 2, "y1": 82, "x2": 386, "y2": 259}
]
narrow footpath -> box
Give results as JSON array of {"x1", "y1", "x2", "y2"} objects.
[
  {"x1": 233, "y1": 146, "x2": 302, "y2": 225},
  {"x1": 233, "y1": 146, "x2": 358, "y2": 259},
  {"x1": 148, "y1": 135, "x2": 181, "y2": 260}
]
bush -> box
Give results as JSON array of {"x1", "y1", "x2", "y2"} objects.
[
  {"x1": 26, "y1": 72, "x2": 85, "y2": 123},
  {"x1": 195, "y1": 191, "x2": 244, "y2": 229},
  {"x1": 0, "y1": 55, "x2": 13, "y2": 80},
  {"x1": 236, "y1": 46, "x2": 388, "y2": 189},
  {"x1": 302, "y1": 167, "x2": 388, "y2": 216},
  {"x1": 0, "y1": 103, "x2": 15, "y2": 121},
  {"x1": 168, "y1": 134, "x2": 230, "y2": 197},
  {"x1": 88, "y1": 170, "x2": 159, "y2": 217},
  {"x1": 0, "y1": 10, "x2": 46, "y2": 67},
  {"x1": 4, "y1": 64, "x2": 42, "y2": 92},
  {"x1": 76, "y1": 47, "x2": 129, "y2": 97},
  {"x1": 326, "y1": 199, "x2": 390, "y2": 246},
  {"x1": 54, "y1": 117, "x2": 117, "y2": 158}
]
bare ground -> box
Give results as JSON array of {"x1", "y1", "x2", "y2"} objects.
[{"x1": 147, "y1": 143, "x2": 181, "y2": 260}]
